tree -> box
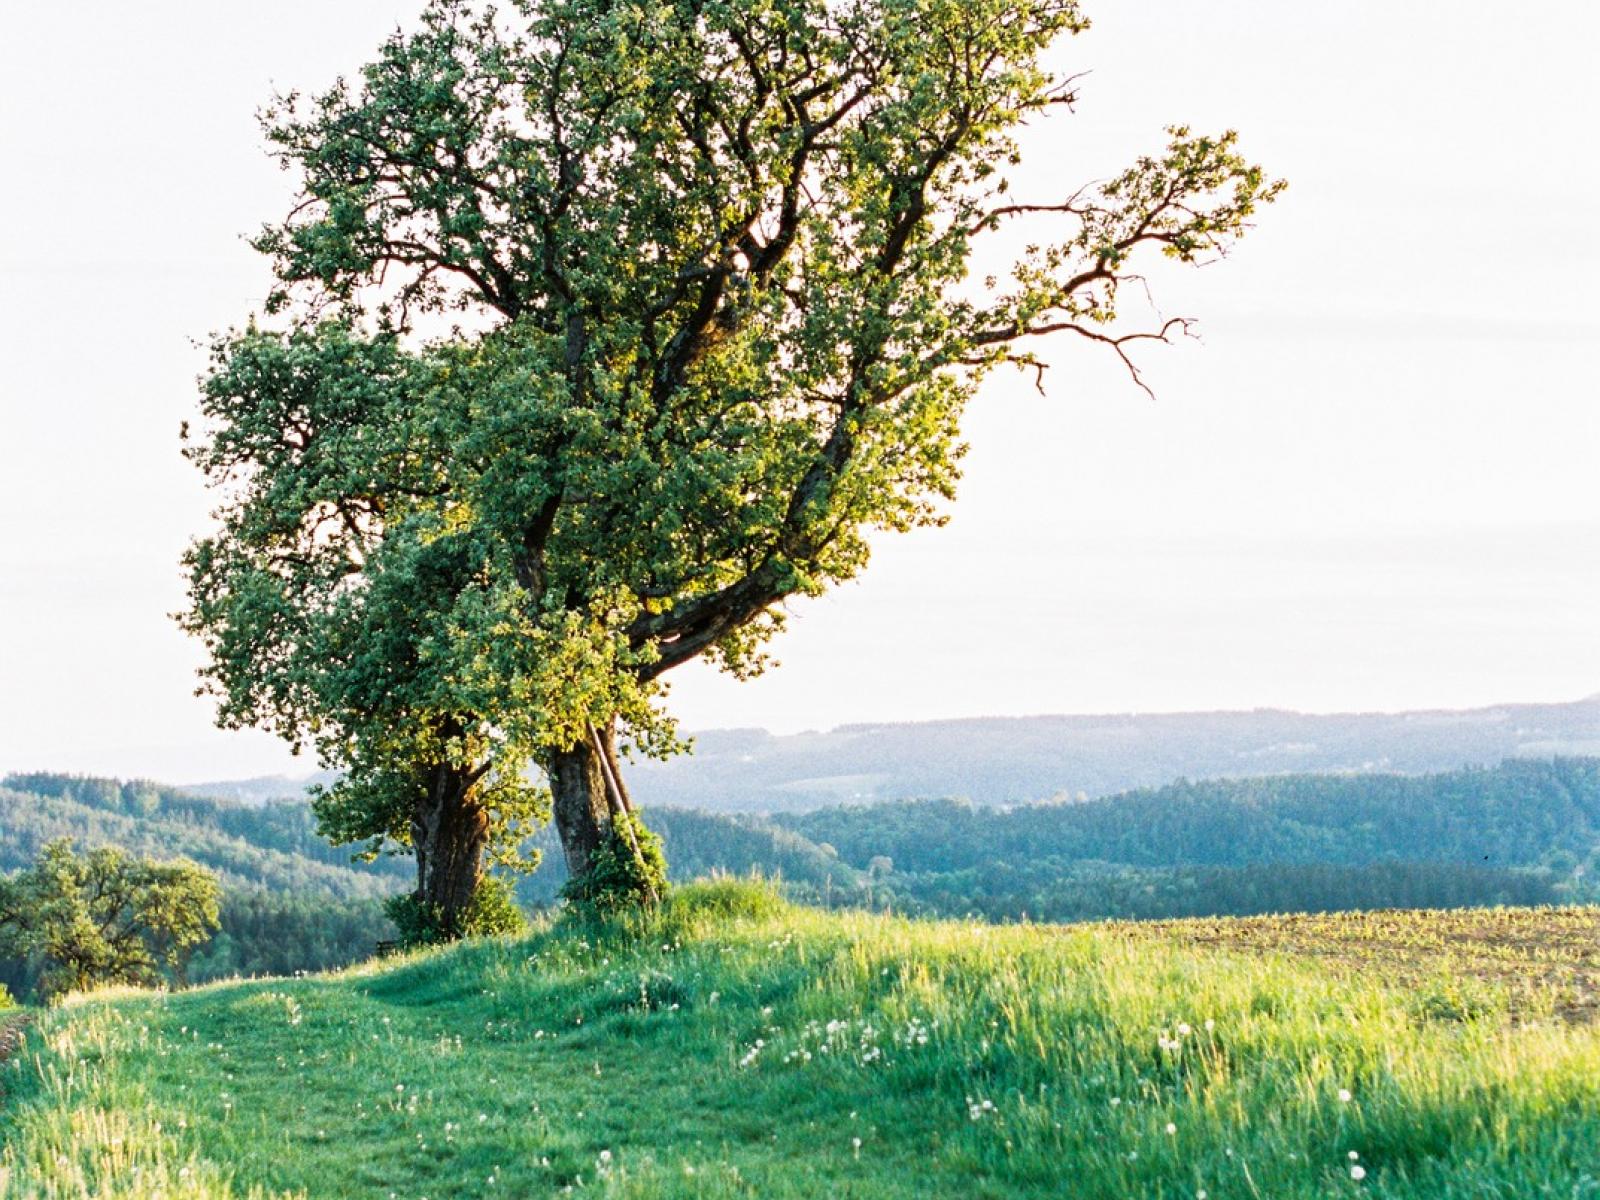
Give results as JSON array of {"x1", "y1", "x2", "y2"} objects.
[
  {"x1": 0, "y1": 840, "x2": 221, "y2": 1001},
  {"x1": 181, "y1": 0, "x2": 1282, "y2": 928}
]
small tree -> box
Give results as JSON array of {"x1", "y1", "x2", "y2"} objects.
[
  {"x1": 182, "y1": 0, "x2": 1281, "y2": 927},
  {"x1": 0, "y1": 841, "x2": 222, "y2": 1001}
]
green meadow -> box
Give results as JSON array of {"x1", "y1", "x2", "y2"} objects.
[{"x1": 3, "y1": 885, "x2": 1599, "y2": 1198}]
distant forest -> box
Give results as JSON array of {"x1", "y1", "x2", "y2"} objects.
[
  {"x1": 2, "y1": 757, "x2": 1595, "y2": 992},
  {"x1": 524, "y1": 757, "x2": 1600, "y2": 920}
]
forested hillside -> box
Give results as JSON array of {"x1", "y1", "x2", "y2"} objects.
[
  {"x1": 0, "y1": 775, "x2": 407, "y2": 895},
  {"x1": 4, "y1": 758, "x2": 1595, "y2": 993},
  {"x1": 777, "y1": 757, "x2": 1600, "y2": 874},
  {"x1": 0, "y1": 774, "x2": 402, "y2": 995},
  {"x1": 527, "y1": 758, "x2": 1600, "y2": 921}
]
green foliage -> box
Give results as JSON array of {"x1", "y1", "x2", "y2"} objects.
[
  {"x1": 186, "y1": 892, "x2": 395, "y2": 986},
  {"x1": 0, "y1": 840, "x2": 221, "y2": 1002},
  {"x1": 179, "y1": 0, "x2": 1279, "y2": 887},
  {"x1": 559, "y1": 815, "x2": 669, "y2": 915},
  {"x1": 0, "y1": 776, "x2": 400, "y2": 999},
  {"x1": 460, "y1": 876, "x2": 529, "y2": 940},
  {"x1": 0, "y1": 982, "x2": 13, "y2": 1011},
  {"x1": 4, "y1": 905, "x2": 1600, "y2": 1197},
  {"x1": 385, "y1": 876, "x2": 529, "y2": 948}
]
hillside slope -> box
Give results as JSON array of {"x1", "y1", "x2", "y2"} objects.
[
  {"x1": 519, "y1": 759, "x2": 1598, "y2": 921},
  {"x1": 0, "y1": 776, "x2": 405, "y2": 994},
  {"x1": 3, "y1": 890, "x2": 1599, "y2": 1198},
  {"x1": 0, "y1": 775, "x2": 407, "y2": 898}
]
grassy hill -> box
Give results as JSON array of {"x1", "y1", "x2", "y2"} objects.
[{"x1": 3, "y1": 887, "x2": 1599, "y2": 1198}]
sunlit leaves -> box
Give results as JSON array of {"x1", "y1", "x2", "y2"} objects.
[{"x1": 183, "y1": 0, "x2": 1279, "y2": 878}]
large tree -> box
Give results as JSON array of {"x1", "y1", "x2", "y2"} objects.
[{"x1": 182, "y1": 0, "x2": 1281, "y2": 928}]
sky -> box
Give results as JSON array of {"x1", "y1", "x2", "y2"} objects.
[{"x1": 1, "y1": 1, "x2": 1596, "y2": 783}]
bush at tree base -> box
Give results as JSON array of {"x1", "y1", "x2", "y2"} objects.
[
  {"x1": 560, "y1": 815, "x2": 669, "y2": 915},
  {"x1": 385, "y1": 876, "x2": 528, "y2": 947}
]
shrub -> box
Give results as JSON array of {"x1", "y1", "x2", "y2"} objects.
[
  {"x1": 385, "y1": 876, "x2": 529, "y2": 947},
  {"x1": 462, "y1": 875, "x2": 529, "y2": 939},
  {"x1": 560, "y1": 814, "x2": 668, "y2": 915},
  {"x1": 0, "y1": 982, "x2": 14, "y2": 1011},
  {"x1": 0, "y1": 839, "x2": 220, "y2": 1000}
]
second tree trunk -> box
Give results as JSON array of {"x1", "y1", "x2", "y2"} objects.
[{"x1": 548, "y1": 734, "x2": 612, "y2": 882}]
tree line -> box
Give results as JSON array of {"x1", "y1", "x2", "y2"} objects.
[
  {"x1": 3, "y1": 758, "x2": 1591, "y2": 998},
  {"x1": 773, "y1": 758, "x2": 1600, "y2": 875},
  {"x1": 514, "y1": 758, "x2": 1597, "y2": 921}
]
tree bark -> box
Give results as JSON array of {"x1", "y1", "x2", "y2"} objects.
[
  {"x1": 548, "y1": 735, "x2": 612, "y2": 881},
  {"x1": 410, "y1": 765, "x2": 490, "y2": 928}
]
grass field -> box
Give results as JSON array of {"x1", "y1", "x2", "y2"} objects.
[{"x1": 2, "y1": 887, "x2": 1599, "y2": 1198}]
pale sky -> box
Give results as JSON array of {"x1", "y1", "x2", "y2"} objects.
[{"x1": 1, "y1": 1, "x2": 1596, "y2": 783}]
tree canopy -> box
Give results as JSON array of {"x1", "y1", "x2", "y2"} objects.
[
  {"x1": 181, "y1": 0, "x2": 1282, "y2": 925},
  {"x1": 0, "y1": 840, "x2": 221, "y2": 1001}
]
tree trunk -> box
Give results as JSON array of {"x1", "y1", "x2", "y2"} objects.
[
  {"x1": 410, "y1": 765, "x2": 490, "y2": 930},
  {"x1": 548, "y1": 735, "x2": 612, "y2": 881}
]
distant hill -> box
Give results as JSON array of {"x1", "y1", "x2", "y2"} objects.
[
  {"x1": 625, "y1": 695, "x2": 1600, "y2": 811},
  {"x1": 184, "y1": 697, "x2": 1600, "y2": 814},
  {"x1": 0, "y1": 773, "x2": 406, "y2": 897},
  {"x1": 177, "y1": 770, "x2": 340, "y2": 807}
]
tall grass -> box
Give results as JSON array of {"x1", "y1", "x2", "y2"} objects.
[{"x1": 2, "y1": 882, "x2": 1598, "y2": 1198}]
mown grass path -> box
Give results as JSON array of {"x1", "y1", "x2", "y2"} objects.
[{"x1": 3, "y1": 890, "x2": 1600, "y2": 1198}]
